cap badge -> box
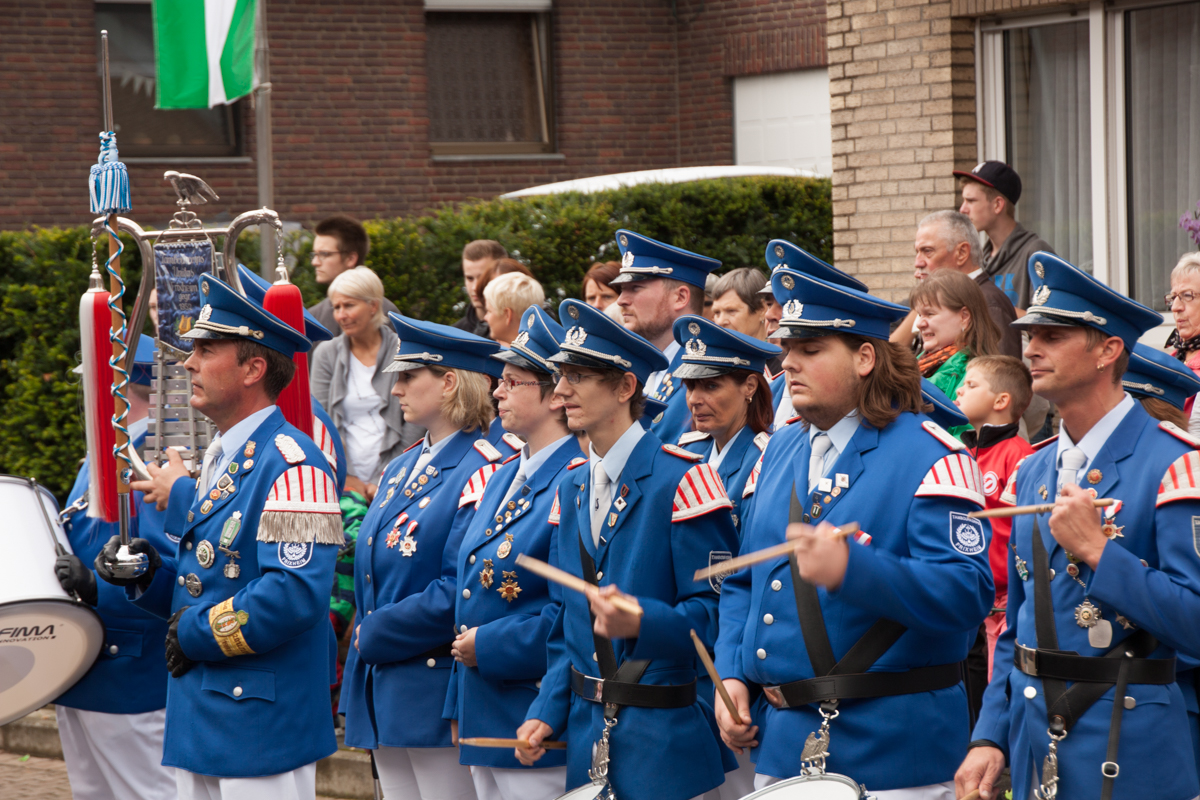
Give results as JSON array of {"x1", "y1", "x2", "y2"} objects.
[
  {"x1": 1034, "y1": 261, "x2": 1045, "y2": 279},
  {"x1": 685, "y1": 338, "x2": 707, "y2": 358},
  {"x1": 1032, "y1": 284, "x2": 1051, "y2": 305},
  {"x1": 688, "y1": 322, "x2": 701, "y2": 335},
  {"x1": 783, "y1": 299, "x2": 804, "y2": 319},
  {"x1": 622, "y1": 251, "x2": 635, "y2": 268},
  {"x1": 513, "y1": 331, "x2": 530, "y2": 347},
  {"x1": 568, "y1": 305, "x2": 580, "y2": 320},
  {"x1": 527, "y1": 313, "x2": 535, "y2": 326},
  {"x1": 781, "y1": 275, "x2": 795, "y2": 290},
  {"x1": 774, "y1": 244, "x2": 785, "y2": 258},
  {"x1": 198, "y1": 304, "x2": 213, "y2": 323},
  {"x1": 565, "y1": 326, "x2": 588, "y2": 346},
  {"x1": 619, "y1": 234, "x2": 629, "y2": 247}
]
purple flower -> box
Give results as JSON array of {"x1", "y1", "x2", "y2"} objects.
[{"x1": 1181, "y1": 200, "x2": 1200, "y2": 249}]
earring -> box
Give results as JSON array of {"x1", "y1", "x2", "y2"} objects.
[{"x1": 1096, "y1": 363, "x2": 1105, "y2": 371}]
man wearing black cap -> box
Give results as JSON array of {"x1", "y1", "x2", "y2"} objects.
[{"x1": 955, "y1": 161, "x2": 1054, "y2": 311}]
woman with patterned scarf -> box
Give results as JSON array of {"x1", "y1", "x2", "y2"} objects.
[
  {"x1": 911, "y1": 269, "x2": 1001, "y2": 437},
  {"x1": 1165, "y1": 252, "x2": 1200, "y2": 434}
]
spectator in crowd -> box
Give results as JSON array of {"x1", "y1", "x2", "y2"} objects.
[
  {"x1": 1166, "y1": 252, "x2": 1200, "y2": 433},
  {"x1": 456, "y1": 239, "x2": 508, "y2": 334},
  {"x1": 703, "y1": 273, "x2": 719, "y2": 320},
  {"x1": 894, "y1": 211, "x2": 1022, "y2": 360},
  {"x1": 911, "y1": 269, "x2": 1001, "y2": 437},
  {"x1": 583, "y1": 261, "x2": 621, "y2": 310},
  {"x1": 311, "y1": 266, "x2": 422, "y2": 501},
  {"x1": 710, "y1": 267, "x2": 780, "y2": 374},
  {"x1": 954, "y1": 161, "x2": 1053, "y2": 310},
  {"x1": 482, "y1": 271, "x2": 546, "y2": 347},
  {"x1": 307, "y1": 216, "x2": 399, "y2": 336}
]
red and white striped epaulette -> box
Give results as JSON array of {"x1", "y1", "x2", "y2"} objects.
[
  {"x1": 673, "y1": 462, "x2": 733, "y2": 521},
  {"x1": 998, "y1": 456, "x2": 1026, "y2": 507},
  {"x1": 922, "y1": 420, "x2": 966, "y2": 451},
  {"x1": 915, "y1": 452, "x2": 986, "y2": 508},
  {"x1": 263, "y1": 465, "x2": 340, "y2": 514},
  {"x1": 771, "y1": 369, "x2": 786, "y2": 381},
  {"x1": 501, "y1": 432, "x2": 525, "y2": 453},
  {"x1": 460, "y1": 463, "x2": 502, "y2": 509},
  {"x1": 548, "y1": 490, "x2": 561, "y2": 525},
  {"x1": 502, "y1": 453, "x2": 520, "y2": 465},
  {"x1": 1161, "y1": 421, "x2": 1200, "y2": 449},
  {"x1": 785, "y1": 415, "x2": 803, "y2": 426},
  {"x1": 662, "y1": 443, "x2": 703, "y2": 462},
  {"x1": 753, "y1": 431, "x2": 771, "y2": 452},
  {"x1": 311, "y1": 415, "x2": 338, "y2": 470},
  {"x1": 1158, "y1": 451, "x2": 1200, "y2": 507},
  {"x1": 677, "y1": 430, "x2": 710, "y2": 446},
  {"x1": 1031, "y1": 435, "x2": 1058, "y2": 451},
  {"x1": 743, "y1": 451, "x2": 765, "y2": 499},
  {"x1": 567, "y1": 457, "x2": 589, "y2": 470},
  {"x1": 404, "y1": 440, "x2": 423, "y2": 453},
  {"x1": 474, "y1": 439, "x2": 502, "y2": 463}
]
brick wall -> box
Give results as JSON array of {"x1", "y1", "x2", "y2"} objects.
[
  {"x1": 826, "y1": 0, "x2": 977, "y2": 301},
  {"x1": 2, "y1": 0, "x2": 826, "y2": 232}
]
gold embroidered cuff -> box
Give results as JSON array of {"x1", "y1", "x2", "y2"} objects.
[{"x1": 208, "y1": 598, "x2": 254, "y2": 657}]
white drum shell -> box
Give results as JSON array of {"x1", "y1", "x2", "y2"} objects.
[
  {"x1": 740, "y1": 773, "x2": 864, "y2": 800},
  {"x1": 0, "y1": 477, "x2": 104, "y2": 726},
  {"x1": 554, "y1": 783, "x2": 606, "y2": 800}
]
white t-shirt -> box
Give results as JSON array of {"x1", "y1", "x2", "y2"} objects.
[{"x1": 343, "y1": 356, "x2": 386, "y2": 482}]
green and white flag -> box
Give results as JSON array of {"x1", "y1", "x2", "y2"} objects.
[{"x1": 153, "y1": 0, "x2": 257, "y2": 109}]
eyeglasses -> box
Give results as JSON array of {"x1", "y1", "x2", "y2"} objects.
[
  {"x1": 497, "y1": 378, "x2": 554, "y2": 391},
  {"x1": 311, "y1": 250, "x2": 346, "y2": 262},
  {"x1": 560, "y1": 372, "x2": 606, "y2": 385},
  {"x1": 1165, "y1": 290, "x2": 1199, "y2": 306}
]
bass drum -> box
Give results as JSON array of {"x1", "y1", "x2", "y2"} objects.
[
  {"x1": 740, "y1": 773, "x2": 867, "y2": 800},
  {"x1": 0, "y1": 476, "x2": 104, "y2": 726},
  {"x1": 554, "y1": 783, "x2": 608, "y2": 800}
]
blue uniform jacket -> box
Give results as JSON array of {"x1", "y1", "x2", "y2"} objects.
[
  {"x1": 769, "y1": 371, "x2": 788, "y2": 430},
  {"x1": 716, "y1": 413, "x2": 994, "y2": 790},
  {"x1": 444, "y1": 438, "x2": 583, "y2": 769},
  {"x1": 648, "y1": 348, "x2": 691, "y2": 445},
  {"x1": 55, "y1": 432, "x2": 173, "y2": 714},
  {"x1": 130, "y1": 409, "x2": 342, "y2": 777},
  {"x1": 974, "y1": 407, "x2": 1200, "y2": 800},
  {"x1": 339, "y1": 428, "x2": 500, "y2": 749},
  {"x1": 681, "y1": 427, "x2": 770, "y2": 541},
  {"x1": 526, "y1": 431, "x2": 740, "y2": 800}
]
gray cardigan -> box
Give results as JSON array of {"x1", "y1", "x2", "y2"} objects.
[{"x1": 310, "y1": 324, "x2": 423, "y2": 483}]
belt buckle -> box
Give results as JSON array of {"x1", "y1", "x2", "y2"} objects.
[
  {"x1": 589, "y1": 676, "x2": 604, "y2": 703},
  {"x1": 762, "y1": 685, "x2": 784, "y2": 709},
  {"x1": 1016, "y1": 645, "x2": 1038, "y2": 676}
]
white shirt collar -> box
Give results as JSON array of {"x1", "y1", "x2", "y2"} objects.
[
  {"x1": 589, "y1": 422, "x2": 646, "y2": 485},
  {"x1": 709, "y1": 426, "x2": 746, "y2": 471},
  {"x1": 414, "y1": 430, "x2": 457, "y2": 473},
  {"x1": 1055, "y1": 393, "x2": 1135, "y2": 471},
  {"x1": 212, "y1": 405, "x2": 277, "y2": 473},
  {"x1": 968, "y1": 267, "x2": 984, "y2": 280}
]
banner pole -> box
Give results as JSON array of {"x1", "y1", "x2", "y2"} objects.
[{"x1": 255, "y1": 0, "x2": 277, "y2": 280}]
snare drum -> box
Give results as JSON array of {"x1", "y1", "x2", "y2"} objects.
[
  {"x1": 0, "y1": 476, "x2": 103, "y2": 726},
  {"x1": 739, "y1": 773, "x2": 867, "y2": 800},
  {"x1": 553, "y1": 782, "x2": 608, "y2": 800}
]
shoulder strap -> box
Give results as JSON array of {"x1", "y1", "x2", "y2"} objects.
[{"x1": 577, "y1": 530, "x2": 651, "y2": 708}]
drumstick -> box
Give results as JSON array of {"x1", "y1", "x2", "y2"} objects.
[
  {"x1": 460, "y1": 737, "x2": 568, "y2": 750},
  {"x1": 693, "y1": 523, "x2": 861, "y2": 583},
  {"x1": 689, "y1": 629, "x2": 744, "y2": 725},
  {"x1": 968, "y1": 498, "x2": 1115, "y2": 519},
  {"x1": 961, "y1": 791, "x2": 981, "y2": 800},
  {"x1": 515, "y1": 554, "x2": 644, "y2": 617}
]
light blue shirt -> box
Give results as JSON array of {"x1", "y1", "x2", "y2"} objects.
[
  {"x1": 589, "y1": 421, "x2": 647, "y2": 487},
  {"x1": 1055, "y1": 393, "x2": 1135, "y2": 474},
  {"x1": 413, "y1": 430, "x2": 456, "y2": 476},
  {"x1": 809, "y1": 411, "x2": 861, "y2": 484},
  {"x1": 498, "y1": 434, "x2": 574, "y2": 509},
  {"x1": 708, "y1": 426, "x2": 746, "y2": 471},
  {"x1": 200, "y1": 405, "x2": 277, "y2": 498},
  {"x1": 645, "y1": 340, "x2": 681, "y2": 396}
]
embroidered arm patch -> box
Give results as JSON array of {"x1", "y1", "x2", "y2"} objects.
[
  {"x1": 914, "y1": 453, "x2": 986, "y2": 508},
  {"x1": 461, "y1": 463, "x2": 502, "y2": 509},
  {"x1": 1158, "y1": 451, "x2": 1200, "y2": 507},
  {"x1": 673, "y1": 463, "x2": 734, "y2": 522}
]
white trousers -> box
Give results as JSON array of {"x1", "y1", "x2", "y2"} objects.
[
  {"x1": 470, "y1": 764, "x2": 567, "y2": 800},
  {"x1": 56, "y1": 705, "x2": 177, "y2": 800},
  {"x1": 175, "y1": 762, "x2": 316, "y2": 800},
  {"x1": 754, "y1": 773, "x2": 955, "y2": 800},
  {"x1": 375, "y1": 746, "x2": 477, "y2": 800},
  {"x1": 713, "y1": 748, "x2": 756, "y2": 800}
]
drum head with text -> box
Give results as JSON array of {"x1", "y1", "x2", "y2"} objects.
[{"x1": 0, "y1": 599, "x2": 103, "y2": 726}]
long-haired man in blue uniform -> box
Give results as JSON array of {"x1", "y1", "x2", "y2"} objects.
[
  {"x1": 446, "y1": 305, "x2": 583, "y2": 800},
  {"x1": 610, "y1": 230, "x2": 721, "y2": 444},
  {"x1": 54, "y1": 335, "x2": 177, "y2": 800},
  {"x1": 111, "y1": 275, "x2": 343, "y2": 800},
  {"x1": 515, "y1": 299, "x2": 740, "y2": 800},
  {"x1": 957, "y1": 254, "x2": 1200, "y2": 800},
  {"x1": 714, "y1": 266, "x2": 994, "y2": 799}
]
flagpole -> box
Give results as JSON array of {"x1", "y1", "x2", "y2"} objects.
[{"x1": 255, "y1": 0, "x2": 276, "y2": 279}]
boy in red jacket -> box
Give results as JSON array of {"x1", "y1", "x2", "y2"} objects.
[{"x1": 955, "y1": 355, "x2": 1034, "y2": 677}]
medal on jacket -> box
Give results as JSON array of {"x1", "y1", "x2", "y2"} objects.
[
  {"x1": 496, "y1": 533, "x2": 514, "y2": 559},
  {"x1": 219, "y1": 511, "x2": 242, "y2": 549},
  {"x1": 220, "y1": 545, "x2": 241, "y2": 579},
  {"x1": 196, "y1": 540, "x2": 216, "y2": 569},
  {"x1": 498, "y1": 570, "x2": 521, "y2": 602},
  {"x1": 1075, "y1": 599, "x2": 1113, "y2": 648},
  {"x1": 479, "y1": 558, "x2": 494, "y2": 589},
  {"x1": 397, "y1": 519, "x2": 419, "y2": 556}
]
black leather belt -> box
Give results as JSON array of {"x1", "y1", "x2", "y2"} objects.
[
  {"x1": 762, "y1": 662, "x2": 963, "y2": 709},
  {"x1": 1014, "y1": 644, "x2": 1175, "y2": 685},
  {"x1": 417, "y1": 642, "x2": 453, "y2": 660},
  {"x1": 571, "y1": 666, "x2": 696, "y2": 709}
]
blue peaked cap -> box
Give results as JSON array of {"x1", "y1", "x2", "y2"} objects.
[
  {"x1": 130, "y1": 334, "x2": 156, "y2": 387},
  {"x1": 493, "y1": 305, "x2": 564, "y2": 375},
  {"x1": 764, "y1": 240, "x2": 867, "y2": 293},
  {"x1": 671, "y1": 314, "x2": 780, "y2": 379},
  {"x1": 921, "y1": 378, "x2": 969, "y2": 429},
  {"x1": 185, "y1": 274, "x2": 312, "y2": 357},
  {"x1": 610, "y1": 229, "x2": 721, "y2": 290},
  {"x1": 1123, "y1": 344, "x2": 1200, "y2": 411},
  {"x1": 549, "y1": 299, "x2": 668, "y2": 386},
  {"x1": 1012, "y1": 252, "x2": 1163, "y2": 352},
  {"x1": 772, "y1": 267, "x2": 908, "y2": 341},
  {"x1": 236, "y1": 264, "x2": 333, "y2": 343},
  {"x1": 383, "y1": 313, "x2": 504, "y2": 378}
]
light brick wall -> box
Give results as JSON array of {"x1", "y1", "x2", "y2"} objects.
[{"x1": 826, "y1": 0, "x2": 977, "y2": 301}]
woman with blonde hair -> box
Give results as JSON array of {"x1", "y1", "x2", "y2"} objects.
[{"x1": 339, "y1": 316, "x2": 506, "y2": 800}]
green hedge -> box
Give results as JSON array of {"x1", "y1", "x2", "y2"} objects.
[{"x1": 0, "y1": 176, "x2": 830, "y2": 500}]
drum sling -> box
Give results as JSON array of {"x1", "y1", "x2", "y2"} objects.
[
  {"x1": 1021, "y1": 518, "x2": 1174, "y2": 800},
  {"x1": 762, "y1": 488, "x2": 961, "y2": 710}
]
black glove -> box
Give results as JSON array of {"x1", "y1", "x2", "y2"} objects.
[
  {"x1": 94, "y1": 535, "x2": 162, "y2": 588},
  {"x1": 54, "y1": 553, "x2": 98, "y2": 606},
  {"x1": 165, "y1": 606, "x2": 197, "y2": 678}
]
